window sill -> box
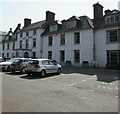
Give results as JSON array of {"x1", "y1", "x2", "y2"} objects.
[
  {"x1": 74, "y1": 43, "x2": 80, "y2": 45},
  {"x1": 106, "y1": 42, "x2": 118, "y2": 44}
]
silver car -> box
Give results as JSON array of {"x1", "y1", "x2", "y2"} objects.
[
  {"x1": 0, "y1": 58, "x2": 16, "y2": 71},
  {"x1": 26, "y1": 59, "x2": 62, "y2": 77}
]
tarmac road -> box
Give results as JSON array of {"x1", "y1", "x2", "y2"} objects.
[{"x1": 1, "y1": 68, "x2": 119, "y2": 112}]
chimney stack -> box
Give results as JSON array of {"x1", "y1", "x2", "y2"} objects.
[
  {"x1": 24, "y1": 18, "x2": 31, "y2": 27},
  {"x1": 93, "y1": 2, "x2": 103, "y2": 20},
  {"x1": 46, "y1": 11, "x2": 55, "y2": 23}
]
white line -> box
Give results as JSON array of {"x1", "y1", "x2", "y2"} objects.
[{"x1": 69, "y1": 83, "x2": 77, "y2": 87}]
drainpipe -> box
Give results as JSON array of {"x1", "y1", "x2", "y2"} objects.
[
  {"x1": 93, "y1": 30, "x2": 96, "y2": 61},
  {"x1": 93, "y1": 30, "x2": 96, "y2": 68},
  {"x1": 40, "y1": 35, "x2": 43, "y2": 58}
]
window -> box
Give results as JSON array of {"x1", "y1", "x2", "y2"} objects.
[
  {"x1": 42, "y1": 60, "x2": 49, "y2": 65},
  {"x1": 48, "y1": 51, "x2": 52, "y2": 59},
  {"x1": 33, "y1": 38, "x2": 36, "y2": 47},
  {"x1": 20, "y1": 40, "x2": 22, "y2": 49},
  {"x1": 48, "y1": 36, "x2": 52, "y2": 46},
  {"x1": 74, "y1": 32, "x2": 80, "y2": 44},
  {"x1": 33, "y1": 52, "x2": 36, "y2": 58},
  {"x1": 60, "y1": 50, "x2": 65, "y2": 62},
  {"x1": 2, "y1": 53, "x2": 4, "y2": 57},
  {"x1": 13, "y1": 42, "x2": 15, "y2": 49},
  {"x1": 7, "y1": 53, "x2": 9, "y2": 58},
  {"x1": 20, "y1": 33, "x2": 23, "y2": 37},
  {"x1": 2, "y1": 44, "x2": 5, "y2": 50},
  {"x1": 60, "y1": 34, "x2": 65, "y2": 45},
  {"x1": 26, "y1": 31, "x2": 29, "y2": 36},
  {"x1": 33, "y1": 30, "x2": 37, "y2": 35},
  {"x1": 111, "y1": 16, "x2": 114, "y2": 22},
  {"x1": 74, "y1": 50, "x2": 80, "y2": 63},
  {"x1": 26, "y1": 39, "x2": 29, "y2": 48},
  {"x1": 105, "y1": 15, "x2": 120, "y2": 23},
  {"x1": 115, "y1": 16, "x2": 119, "y2": 21},
  {"x1": 49, "y1": 60, "x2": 56, "y2": 65},
  {"x1": 50, "y1": 25, "x2": 57, "y2": 32},
  {"x1": 7, "y1": 43, "x2": 9, "y2": 50},
  {"x1": 107, "y1": 50, "x2": 120, "y2": 64},
  {"x1": 66, "y1": 21, "x2": 76, "y2": 28},
  {"x1": 106, "y1": 17, "x2": 110, "y2": 23},
  {"x1": 106, "y1": 29, "x2": 118, "y2": 43}
]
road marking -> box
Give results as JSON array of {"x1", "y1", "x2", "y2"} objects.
[
  {"x1": 69, "y1": 83, "x2": 77, "y2": 87},
  {"x1": 98, "y1": 86, "x2": 101, "y2": 88},
  {"x1": 88, "y1": 90, "x2": 95, "y2": 92},
  {"x1": 108, "y1": 88, "x2": 112, "y2": 89},
  {"x1": 82, "y1": 80, "x2": 86, "y2": 82},
  {"x1": 81, "y1": 97, "x2": 93, "y2": 101},
  {"x1": 101, "y1": 82, "x2": 105, "y2": 84}
]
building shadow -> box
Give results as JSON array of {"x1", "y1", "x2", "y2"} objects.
[{"x1": 62, "y1": 67, "x2": 120, "y2": 83}]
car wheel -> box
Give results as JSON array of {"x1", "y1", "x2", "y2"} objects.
[
  {"x1": 57, "y1": 68, "x2": 61, "y2": 74},
  {"x1": 41, "y1": 70, "x2": 46, "y2": 77},
  {"x1": 21, "y1": 67, "x2": 26, "y2": 74},
  {"x1": 27, "y1": 73, "x2": 31, "y2": 76},
  {"x1": 11, "y1": 70, "x2": 15, "y2": 73}
]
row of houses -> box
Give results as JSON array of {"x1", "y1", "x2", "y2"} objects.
[{"x1": 0, "y1": 2, "x2": 120, "y2": 69}]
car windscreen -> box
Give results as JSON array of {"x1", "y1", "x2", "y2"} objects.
[
  {"x1": 7, "y1": 58, "x2": 16, "y2": 62},
  {"x1": 14, "y1": 59, "x2": 22, "y2": 64},
  {"x1": 29, "y1": 60, "x2": 39, "y2": 65}
]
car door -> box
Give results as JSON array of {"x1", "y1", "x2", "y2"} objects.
[
  {"x1": 42, "y1": 60, "x2": 51, "y2": 73},
  {"x1": 48, "y1": 60, "x2": 58, "y2": 73}
]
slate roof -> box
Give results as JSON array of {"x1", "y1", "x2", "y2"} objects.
[
  {"x1": 18, "y1": 20, "x2": 47, "y2": 33},
  {"x1": 94, "y1": 11, "x2": 120, "y2": 29},
  {"x1": 41, "y1": 16, "x2": 94, "y2": 36}
]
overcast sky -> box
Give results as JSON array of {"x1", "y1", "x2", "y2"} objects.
[{"x1": 0, "y1": 0, "x2": 119, "y2": 32}]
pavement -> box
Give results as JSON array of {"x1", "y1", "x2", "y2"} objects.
[{"x1": 1, "y1": 67, "x2": 120, "y2": 112}]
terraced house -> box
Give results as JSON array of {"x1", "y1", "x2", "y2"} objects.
[{"x1": 1, "y1": 3, "x2": 120, "y2": 69}]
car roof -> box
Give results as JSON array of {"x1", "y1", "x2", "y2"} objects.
[
  {"x1": 14, "y1": 58, "x2": 31, "y2": 60},
  {"x1": 30, "y1": 59, "x2": 50, "y2": 61}
]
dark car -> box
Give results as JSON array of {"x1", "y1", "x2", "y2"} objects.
[{"x1": 10, "y1": 58, "x2": 30, "y2": 73}]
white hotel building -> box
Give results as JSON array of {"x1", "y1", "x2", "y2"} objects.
[{"x1": 1, "y1": 3, "x2": 120, "y2": 69}]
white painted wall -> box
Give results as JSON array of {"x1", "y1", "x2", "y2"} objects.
[
  {"x1": 95, "y1": 27, "x2": 119, "y2": 67},
  {"x1": 42, "y1": 29, "x2": 94, "y2": 66},
  {"x1": 16, "y1": 28, "x2": 44, "y2": 58}
]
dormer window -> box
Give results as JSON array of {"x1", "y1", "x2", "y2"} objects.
[
  {"x1": 50, "y1": 25, "x2": 57, "y2": 32},
  {"x1": 105, "y1": 15, "x2": 120, "y2": 23},
  {"x1": 66, "y1": 21, "x2": 76, "y2": 28},
  {"x1": 111, "y1": 16, "x2": 114, "y2": 22},
  {"x1": 115, "y1": 15, "x2": 119, "y2": 21},
  {"x1": 26, "y1": 31, "x2": 29, "y2": 36},
  {"x1": 33, "y1": 30, "x2": 37, "y2": 35}
]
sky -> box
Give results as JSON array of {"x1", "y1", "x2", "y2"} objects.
[{"x1": 0, "y1": 0, "x2": 120, "y2": 32}]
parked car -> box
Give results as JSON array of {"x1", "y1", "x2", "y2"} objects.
[
  {"x1": 10, "y1": 58, "x2": 31, "y2": 74},
  {"x1": 0, "y1": 58, "x2": 16, "y2": 71},
  {"x1": 0, "y1": 57, "x2": 4, "y2": 62},
  {"x1": 26, "y1": 59, "x2": 62, "y2": 77}
]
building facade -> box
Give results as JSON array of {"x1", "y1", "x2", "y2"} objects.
[{"x1": 1, "y1": 3, "x2": 120, "y2": 69}]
